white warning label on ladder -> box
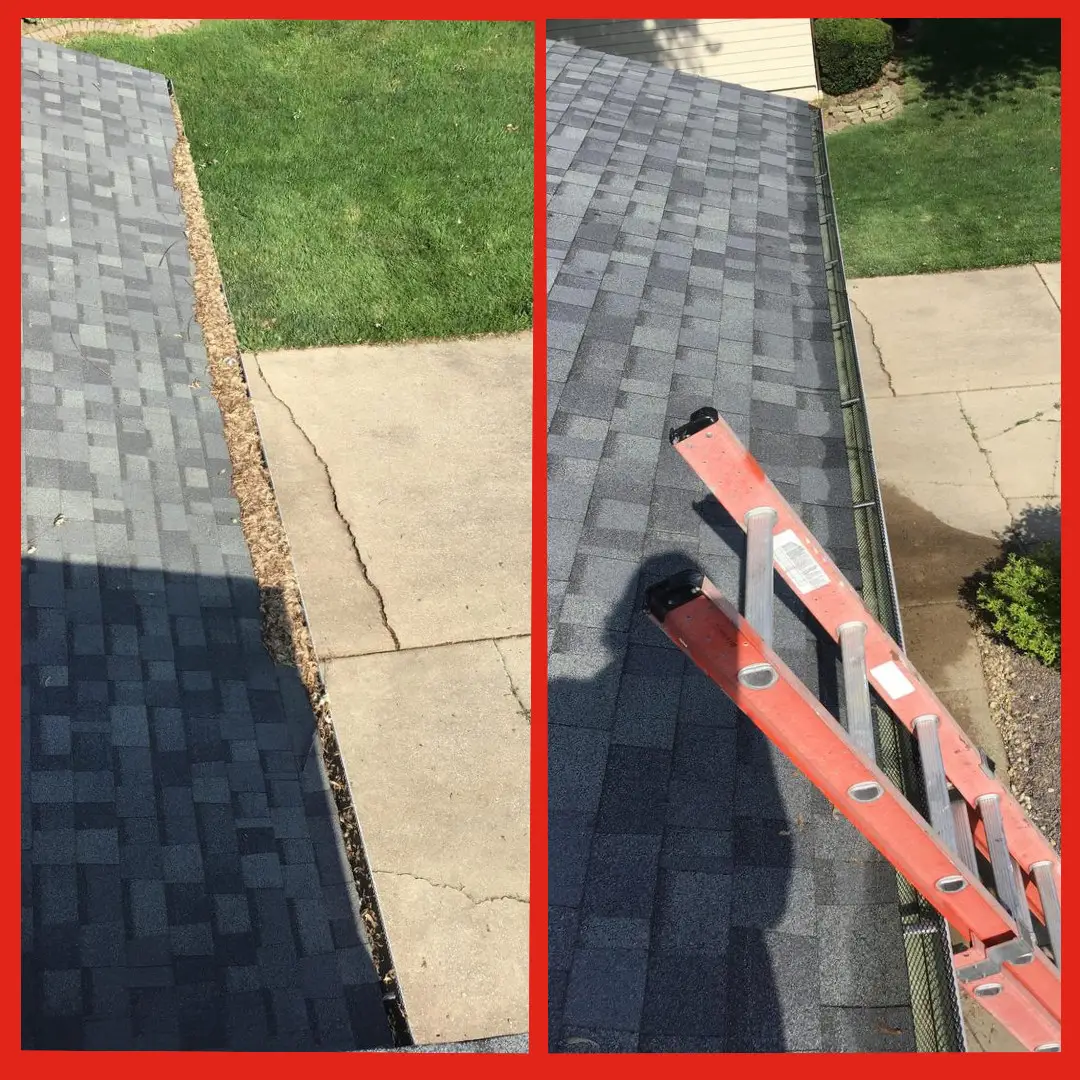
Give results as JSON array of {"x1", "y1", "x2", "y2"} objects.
[
  {"x1": 870, "y1": 660, "x2": 915, "y2": 700},
  {"x1": 773, "y1": 529, "x2": 830, "y2": 594}
]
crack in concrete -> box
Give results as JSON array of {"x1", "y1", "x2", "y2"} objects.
[
  {"x1": 253, "y1": 354, "x2": 401, "y2": 650},
  {"x1": 983, "y1": 401, "x2": 1061, "y2": 442},
  {"x1": 848, "y1": 296, "x2": 896, "y2": 397},
  {"x1": 957, "y1": 393, "x2": 1009, "y2": 510},
  {"x1": 493, "y1": 638, "x2": 530, "y2": 723},
  {"x1": 375, "y1": 869, "x2": 527, "y2": 907}
]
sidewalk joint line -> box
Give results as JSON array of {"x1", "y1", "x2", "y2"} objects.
[
  {"x1": 888, "y1": 381, "x2": 1060, "y2": 400},
  {"x1": 325, "y1": 632, "x2": 529, "y2": 662}
]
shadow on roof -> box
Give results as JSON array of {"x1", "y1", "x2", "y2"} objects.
[
  {"x1": 549, "y1": 546, "x2": 808, "y2": 1052},
  {"x1": 22, "y1": 556, "x2": 393, "y2": 1050}
]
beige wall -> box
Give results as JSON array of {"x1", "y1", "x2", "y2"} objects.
[{"x1": 547, "y1": 18, "x2": 821, "y2": 101}]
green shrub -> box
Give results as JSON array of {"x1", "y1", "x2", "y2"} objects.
[
  {"x1": 814, "y1": 18, "x2": 894, "y2": 96},
  {"x1": 976, "y1": 545, "x2": 1061, "y2": 666}
]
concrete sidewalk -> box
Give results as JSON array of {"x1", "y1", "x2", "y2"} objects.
[
  {"x1": 850, "y1": 263, "x2": 1060, "y2": 776},
  {"x1": 244, "y1": 333, "x2": 531, "y2": 1045}
]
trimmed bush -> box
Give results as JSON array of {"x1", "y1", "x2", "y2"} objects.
[
  {"x1": 814, "y1": 18, "x2": 894, "y2": 96},
  {"x1": 976, "y1": 545, "x2": 1061, "y2": 667}
]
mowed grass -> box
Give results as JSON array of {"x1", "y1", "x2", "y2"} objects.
[
  {"x1": 71, "y1": 20, "x2": 533, "y2": 349},
  {"x1": 827, "y1": 19, "x2": 1060, "y2": 278}
]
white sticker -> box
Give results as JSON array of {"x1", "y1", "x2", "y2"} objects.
[
  {"x1": 773, "y1": 529, "x2": 830, "y2": 594},
  {"x1": 870, "y1": 660, "x2": 915, "y2": 700}
]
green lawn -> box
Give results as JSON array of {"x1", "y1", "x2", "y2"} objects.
[
  {"x1": 71, "y1": 20, "x2": 533, "y2": 350},
  {"x1": 827, "y1": 19, "x2": 1060, "y2": 278}
]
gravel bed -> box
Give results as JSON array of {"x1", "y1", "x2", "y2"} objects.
[{"x1": 975, "y1": 626, "x2": 1060, "y2": 850}]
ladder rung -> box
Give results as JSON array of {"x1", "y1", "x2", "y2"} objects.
[
  {"x1": 978, "y1": 794, "x2": 1027, "y2": 931},
  {"x1": 743, "y1": 507, "x2": 777, "y2": 648},
  {"x1": 838, "y1": 622, "x2": 875, "y2": 761},
  {"x1": 1031, "y1": 862, "x2": 1061, "y2": 970},
  {"x1": 914, "y1": 715, "x2": 958, "y2": 855},
  {"x1": 1010, "y1": 858, "x2": 1036, "y2": 945},
  {"x1": 950, "y1": 793, "x2": 979, "y2": 875}
]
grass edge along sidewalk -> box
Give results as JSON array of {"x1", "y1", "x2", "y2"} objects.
[{"x1": 70, "y1": 19, "x2": 534, "y2": 351}]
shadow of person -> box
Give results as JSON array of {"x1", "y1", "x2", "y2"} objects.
[{"x1": 548, "y1": 510, "x2": 841, "y2": 1053}]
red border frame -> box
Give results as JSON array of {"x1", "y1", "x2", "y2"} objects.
[
  {"x1": 531, "y1": 18, "x2": 549, "y2": 1057},
  {"x1": 11, "y1": 8, "x2": 1073, "y2": 1069}
]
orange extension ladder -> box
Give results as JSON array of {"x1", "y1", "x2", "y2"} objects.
[{"x1": 645, "y1": 407, "x2": 1061, "y2": 1052}]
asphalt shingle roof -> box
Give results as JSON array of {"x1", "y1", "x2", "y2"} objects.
[
  {"x1": 21, "y1": 39, "x2": 390, "y2": 1049},
  {"x1": 546, "y1": 40, "x2": 917, "y2": 1053}
]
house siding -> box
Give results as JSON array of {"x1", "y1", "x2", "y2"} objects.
[{"x1": 546, "y1": 18, "x2": 821, "y2": 100}]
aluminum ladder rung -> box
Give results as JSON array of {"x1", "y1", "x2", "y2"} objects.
[
  {"x1": 1010, "y1": 858, "x2": 1036, "y2": 945},
  {"x1": 743, "y1": 507, "x2": 776, "y2": 648},
  {"x1": 1032, "y1": 861, "x2": 1061, "y2": 969},
  {"x1": 950, "y1": 792, "x2": 979, "y2": 875},
  {"x1": 914, "y1": 715, "x2": 958, "y2": 855},
  {"x1": 838, "y1": 622, "x2": 876, "y2": 762},
  {"x1": 977, "y1": 794, "x2": 1031, "y2": 940}
]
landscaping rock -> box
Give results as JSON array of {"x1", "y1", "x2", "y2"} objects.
[
  {"x1": 821, "y1": 66, "x2": 905, "y2": 133},
  {"x1": 974, "y1": 626, "x2": 1060, "y2": 850}
]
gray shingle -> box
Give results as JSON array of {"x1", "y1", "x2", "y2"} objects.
[{"x1": 564, "y1": 947, "x2": 649, "y2": 1032}]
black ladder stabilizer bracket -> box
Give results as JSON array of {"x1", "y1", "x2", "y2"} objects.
[
  {"x1": 954, "y1": 938, "x2": 1036, "y2": 982},
  {"x1": 670, "y1": 406, "x2": 719, "y2": 446},
  {"x1": 644, "y1": 570, "x2": 704, "y2": 623}
]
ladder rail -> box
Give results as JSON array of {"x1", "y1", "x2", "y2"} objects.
[
  {"x1": 670, "y1": 408, "x2": 1060, "y2": 921},
  {"x1": 645, "y1": 573, "x2": 1061, "y2": 1049}
]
